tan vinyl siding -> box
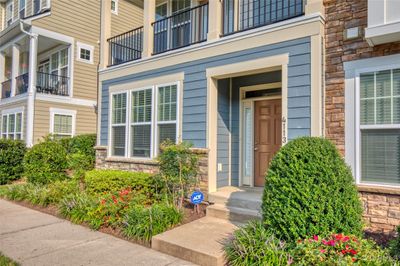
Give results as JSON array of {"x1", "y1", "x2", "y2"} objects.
[
  {"x1": 111, "y1": 0, "x2": 143, "y2": 37},
  {"x1": 0, "y1": 100, "x2": 28, "y2": 141},
  {"x1": 0, "y1": 3, "x2": 4, "y2": 31},
  {"x1": 32, "y1": 0, "x2": 101, "y2": 101},
  {"x1": 33, "y1": 100, "x2": 96, "y2": 144}
]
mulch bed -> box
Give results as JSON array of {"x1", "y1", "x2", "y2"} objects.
[{"x1": 4, "y1": 198, "x2": 207, "y2": 247}]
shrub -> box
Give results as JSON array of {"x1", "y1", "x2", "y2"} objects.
[
  {"x1": 84, "y1": 170, "x2": 154, "y2": 200},
  {"x1": 67, "y1": 134, "x2": 96, "y2": 156},
  {"x1": 0, "y1": 139, "x2": 26, "y2": 185},
  {"x1": 157, "y1": 141, "x2": 199, "y2": 208},
  {"x1": 24, "y1": 139, "x2": 68, "y2": 184},
  {"x1": 86, "y1": 188, "x2": 133, "y2": 230},
  {"x1": 122, "y1": 203, "x2": 182, "y2": 243},
  {"x1": 59, "y1": 193, "x2": 97, "y2": 224},
  {"x1": 291, "y1": 234, "x2": 396, "y2": 265},
  {"x1": 224, "y1": 220, "x2": 289, "y2": 266},
  {"x1": 390, "y1": 226, "x2": 400, "y2": 260},
  {"x1": 262, "y1": 137, "x2": 363, "y2": 242}
]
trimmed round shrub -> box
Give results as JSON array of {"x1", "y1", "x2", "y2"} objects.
[
  {"x1": 224, "y1": 220, "x2": 289, "y2": 266},
  {"x1": 24, "y1": 140, "x2": 68, "y2": 184},
  {"x1": 262, "y1": 137, "x2": 363, "y2": 242},
  {"x1": 0, "y1": 139, "x2": 26, "y2": 184}
]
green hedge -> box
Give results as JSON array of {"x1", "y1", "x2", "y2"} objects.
[
  {"x1": 0, "y1": 139, "x2": 26, "y2": 185},
  {"x1": 24, "y1": 140, "x2": 68, "y2": 184},
  {"x1": 262, "y1": 137, "x2": 363, "y2": 242},
  {"x1": 84, "y1": 170, "x2": 154, "y2": 196}
]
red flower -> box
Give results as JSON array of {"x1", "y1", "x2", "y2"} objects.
[
  {"x1": 322, "y1": 240, "x2": 328, "y2": 245},
  {"x1": 334, "y1": 233, "x2": 343, "y2": 241},
  {"x1": 352, "y1": 258, "x2": 357, "y2": 262},
  {"x1": 100, "y1": 199, "x2": 106, "y2": 205},
  {"x1": 349, "y1": 249, "x2": 357, "y2": 255},
  {"x1": 327, "y1": 240, "x2": 336, "y2": 246},
  {"x1": 313, "y1": 235, "x2": 319, "y2": 241},
  {"x1": 341, "y1": 249, "x2": 347, "y2": 255},
  {"x1": 320, "y1": 249, "x2": 326, "y2": 253},
  {"x1": 342, "y1": 236, "x2": 350, "y2": 242}
]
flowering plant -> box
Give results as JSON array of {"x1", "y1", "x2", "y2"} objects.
[
  {"x1": 291, "y1": 233, "x2": 395, "y2": 265},
  {"x1": 87, "y1": 188, "x2": 133, "y2": 229}
]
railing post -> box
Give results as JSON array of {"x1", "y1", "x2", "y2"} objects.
[
  {"x1": 208, "y1": 0, "x2": 222, "y2": 41},
  {"x1": 11, "y1": 44, "x2": 20, "y2": 97},
  {"x1": 0, "y1": 52, "x2": 5, "y2": 99},
  {"x1": 142, "y1": 0, "x2": 155, "y2": 58}
]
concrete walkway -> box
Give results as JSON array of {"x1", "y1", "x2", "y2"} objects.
[{"x1": 0, "y1": 199, "x2": 195, "y2": 266}]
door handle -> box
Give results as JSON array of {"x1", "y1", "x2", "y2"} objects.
[{"x1": 254, "y1": 147, "x2": 258, "y2": 151}]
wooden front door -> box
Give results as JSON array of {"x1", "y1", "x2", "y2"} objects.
[{"x1": 254, "y1": 99, "x2": 282, "y2": 187}]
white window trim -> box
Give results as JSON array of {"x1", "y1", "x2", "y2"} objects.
[
  {"x1": 108, "y1": 81, "x2": 181, "y2": 160},
  {"x1": 49, "y1": 108, "x2": 76, "y2": 137},
  {"x1": 76, "y1": 42, "x2": 94, "y2": 64},
  {"x1": 344, "y1": 54, "x2": 400, "y2": 188},
  {"x1": 1, "y1": 107, "x2": 24, "y2": 140},
  {"x1": 111, "y1": 0, "x2": 118, "y2": 15},
  {"x1": 6, "y1": 0, "x2": 14, "y2": 27}
]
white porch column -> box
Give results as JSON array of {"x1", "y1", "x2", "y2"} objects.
[
  {"x1": 0, "y1": 52, "x2": 5, "y2": 99},
  {"x1": 26, "y1": 35, "x2": 38, "y2": 147},
  {"x1": 100, "y1": 0, "x2": 111, "y2": 69},
  {"x1": 207, "y1": 0, "x2": 223, "y2": 41},
  {"x1": 142, "y1": 0, "x2": 155, "y2": 58},
  {"x1": 11, "y1": 45, "x2": 20, "y2": 96}
]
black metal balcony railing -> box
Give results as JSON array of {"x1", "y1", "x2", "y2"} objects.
[
  {"x1": 152, "y1": 3, "x2": 209, "y2": 55},
  {"x1": 222, "y1": 0, "x2": 304, "y2": 36},
  {"x1": 108, "y1": 26, "x2": 143, "y2": 66},
  {"x1": 36, "y1": 72, "x2": 69, "y2": 96},
  {"x1": 16, "y1": 73, "x2": 29, "y2": 95},
  {"x1": 1, "y1": 80, "x2": 12, "y2": 99}
]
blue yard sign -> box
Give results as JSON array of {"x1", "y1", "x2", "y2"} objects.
[{"x1": 190, "y1": 191, "x2": 204, "y2": 205}]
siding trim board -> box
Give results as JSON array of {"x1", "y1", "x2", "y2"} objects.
[{"x1": 100, "y1": 37, "x2": 313, "y2": 192}]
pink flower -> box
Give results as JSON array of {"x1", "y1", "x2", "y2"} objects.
[
  {"x1": 327, "y1": 240, "x2": 336, "y2": 246},
  {"x1": 313, "y1": 235, "x2": 319, "y2": 241},
  {"x1": 342, "y1": 236, "x2": 350, "y2": 242},
  {"x1": 320, "y1": 249, "x2": 326, "y2": 253}
]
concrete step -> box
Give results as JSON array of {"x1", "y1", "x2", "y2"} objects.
[
  {"x1": 208, "y1": 186, "x2": 263, "y2": 212},
  {"x1": 152, "y1": 217, "x2": 238, "y2": 266},
  {"x1": 206, "y1": 204, "x2": 261, "y2": 223}
]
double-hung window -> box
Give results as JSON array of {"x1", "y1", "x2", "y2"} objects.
[
  {"x1": 111, "y1": 93, "x2": 127, "y2": 156},
  {"x1": 6, "y1": 0, "x2": 14, "y2": 27},
  {"x1": 1, "y1": 112, "x2": 23, "y2": 140},
  {"x1": 131, "y1": 89, "x2": 152, "y2": 158},
  {"x1": 110, "y1": 83, "x2": 179, "y2": 158},
  {"x1": 19, "y1": 0, "x2": 26, "y2": 19},
  {"x1": 359, "y1": 68, "x2": 400, "y2": 185},
  {"x1": 157, "y1": 84, "x2": 178, "y2": 147}
]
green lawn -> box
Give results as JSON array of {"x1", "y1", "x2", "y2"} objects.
[{"x1": 0, "y1": 253, "x2": 18, "y2": 266}]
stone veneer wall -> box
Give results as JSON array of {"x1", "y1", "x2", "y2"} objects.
[
  {"x1": 95, "y1": 146, "x2": 209, "y2": 194},
  {"x1": 324, "y1": 0, "x2": 400, "y2": 233}
]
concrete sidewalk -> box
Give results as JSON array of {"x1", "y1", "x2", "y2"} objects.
[{"x1": 0, "y1": 199, "x2": 195, "y2": 266}]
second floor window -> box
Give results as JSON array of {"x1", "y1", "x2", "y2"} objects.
[
  {"x1": 19, "y1": 0, "x2": 26, "y2": 19},
  {"x1": 111, "y1": 0, "x2": 118, "y2": 14},
  {"x1": 6, "y1": 0, "x2": 14, "y2": 27}
]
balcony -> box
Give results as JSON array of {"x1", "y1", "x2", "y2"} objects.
[
  {"x1": 222, "y1": 0, "x2": 304, "y2": 36},
  {"x1": 152, "y1": 3, "x2": 209, "y2": 55},
  {"x1": 16, "y1": 73, "x2": 29, "y2": 95},
  {"x1": 108, "y1": 26, "x2": 143, "y2": 66},
  {"x1": 36, "y1": 72, "x2": 70, "y2": 96},
  {"x1": 107, "y1": 0, "x2": 305, "y2": 67},
  {"x1": 1, "y1": 80, "x2": 11, "y2": 99}
]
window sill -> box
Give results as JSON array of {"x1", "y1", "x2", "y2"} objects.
[
  {"x1": 358, "y1": 184, "x2": 400, "y2": 196},
  {"x1": 105, "y1": 156, "x2": 158, "y2": 165}
]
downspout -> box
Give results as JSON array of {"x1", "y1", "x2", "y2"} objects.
[{"x1": 20, "y1": 21, "x2": 38, "y2": 147}]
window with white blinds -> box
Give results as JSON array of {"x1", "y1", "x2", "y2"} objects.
[
  {"x1": 359, "y1": 69, "x2": 400, "y2": 185},
  {"x1": 109, "y1": 83, "x2": 179, "y2": 159},
  {"x1": 112, "y1": 93, "x2": 127, "y2": 156},
  {"x1": 1, "y1": 112, "x2": 23, "y2": 140},
  {"x1": 53, "y1": 114, "x2": 73, "y2": 139},
  {"x1": 157, "y1": 85, "x2": 177, "y2": 147},
  {"x1": 131, "y1": 89, "x2": 152, "y2": 158}
]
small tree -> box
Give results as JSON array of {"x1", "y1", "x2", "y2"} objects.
[
  {"x1": 262, "y1": 137, "x2": 363, "y2": 242},
  {"x1": 157, "y1": 141, "x2": 199, "y2": 209}
]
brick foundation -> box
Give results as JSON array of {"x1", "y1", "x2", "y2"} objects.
[{"x1": 95, "y1": 146, "x2": 209, "y2": 194}]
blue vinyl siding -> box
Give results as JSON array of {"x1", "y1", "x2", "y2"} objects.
[{"x1": 100, "y1": 37, "x2": 312, "y2": 161}]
